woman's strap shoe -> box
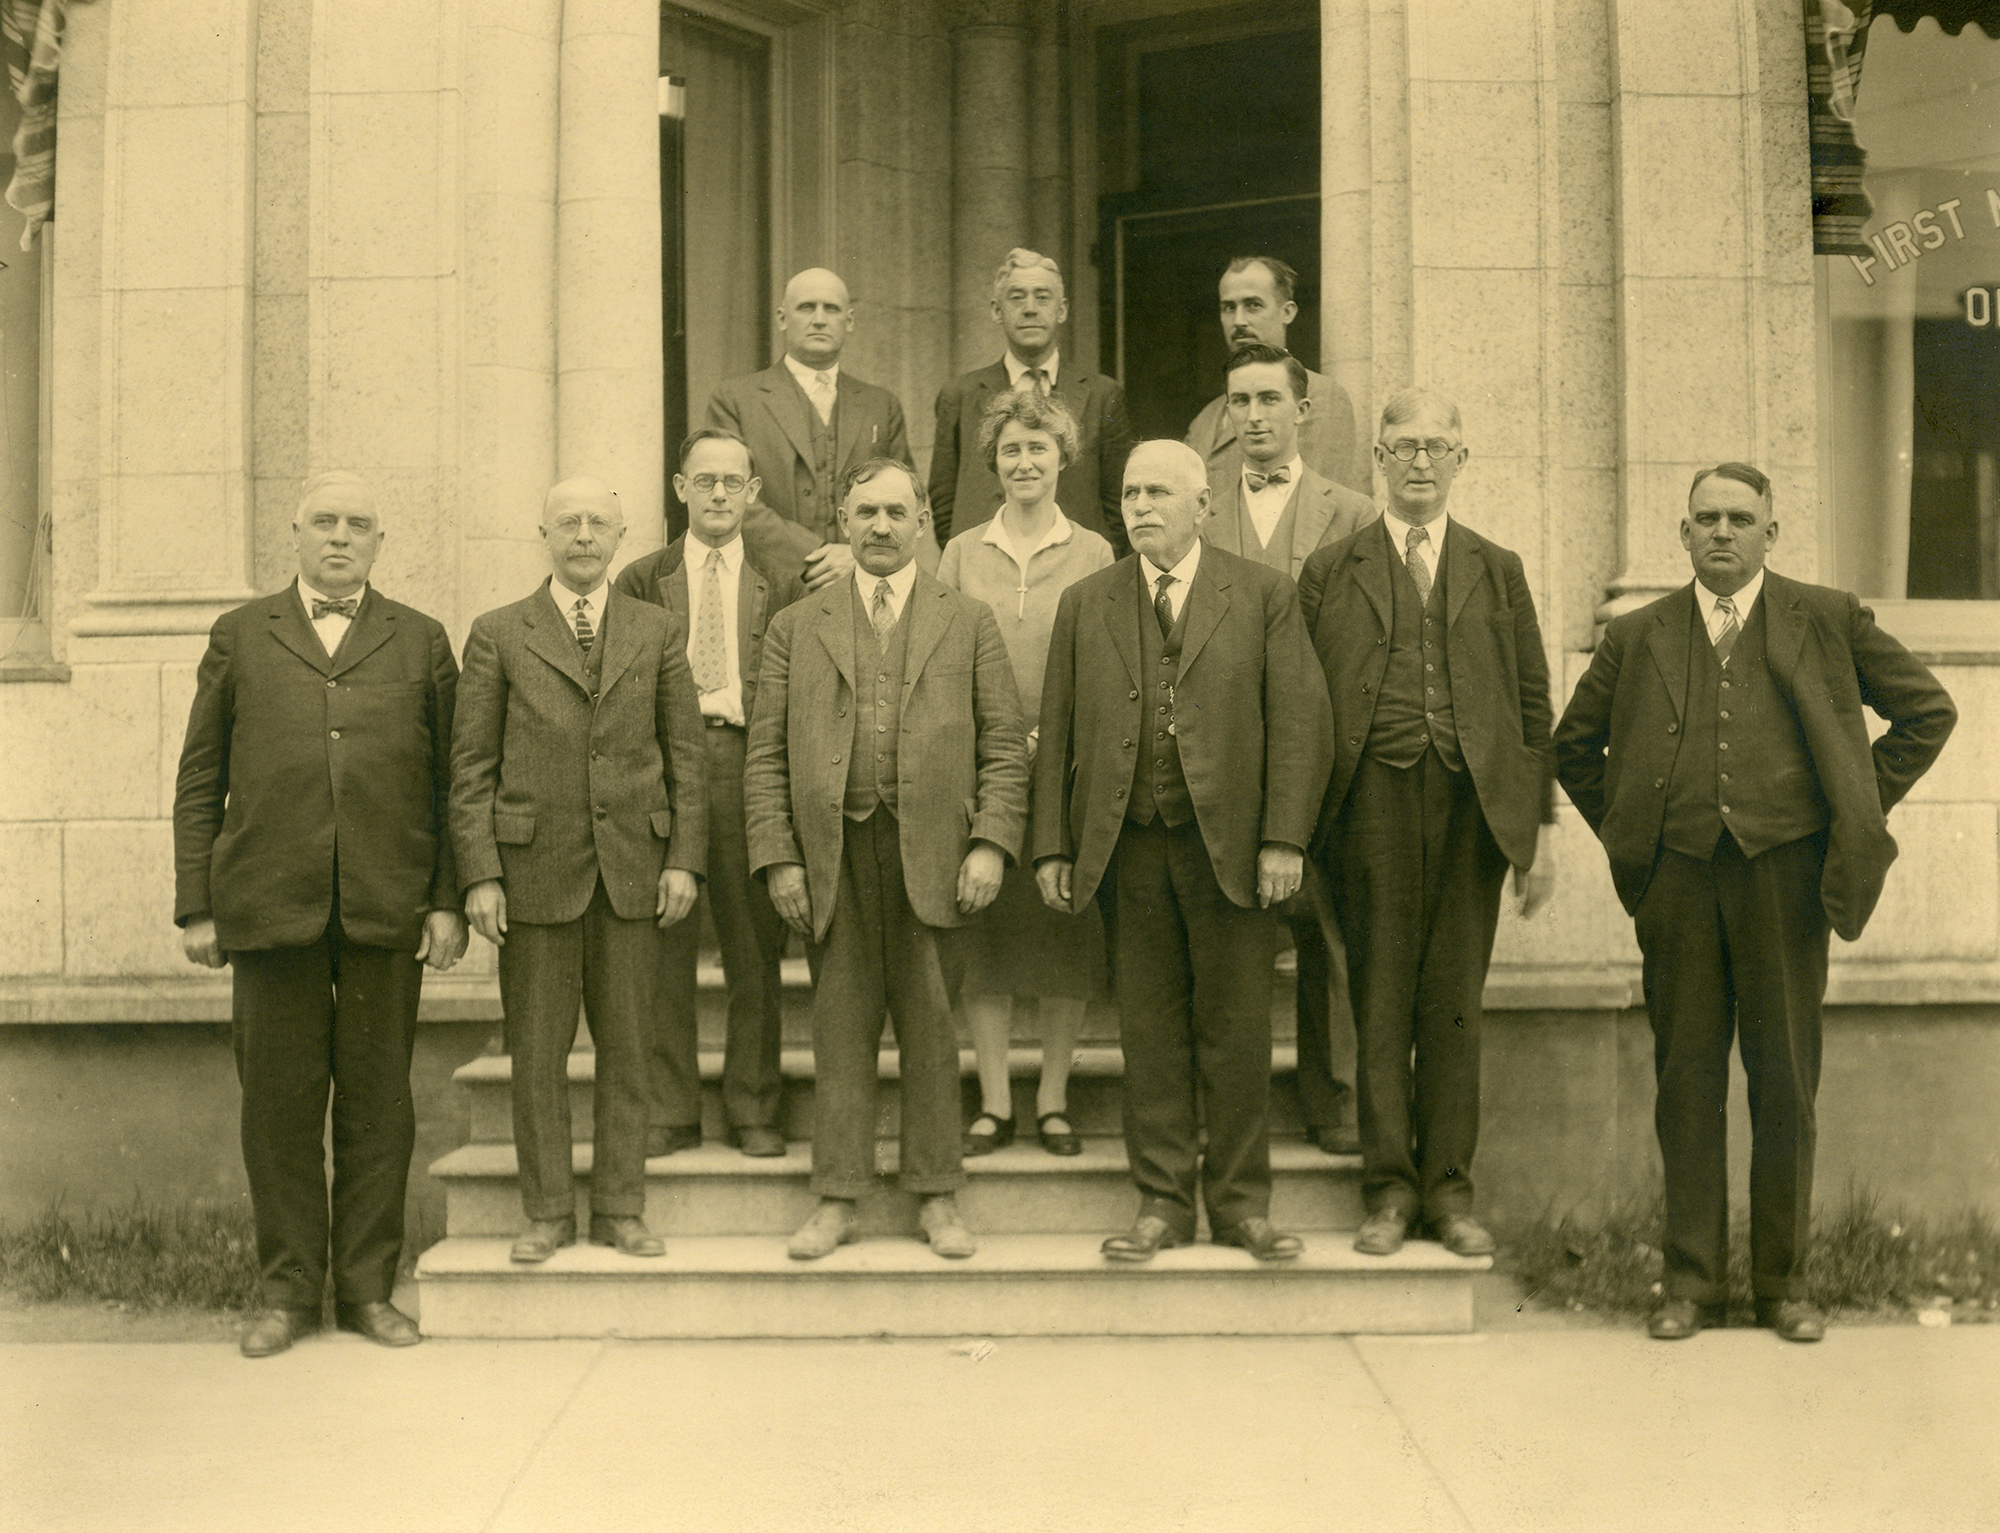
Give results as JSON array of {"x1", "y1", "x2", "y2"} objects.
[
  {"x1": 962, "y1": 1113, "x2": 1016, "y2": 1157},
  {"x1": 1037, "y1": 1111, "x2": 1082, "y2": 1157}
]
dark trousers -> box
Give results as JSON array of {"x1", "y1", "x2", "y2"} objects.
[
  {"x1": 1099, "y1": 816, "x2": 1279, "y2": 1233},
  {"x1": 1281, "y1": 860, "x2": 1356, "y2": 1128},
  {"x1": 809, "y1": 808, "x2": 964, "y2": 1199},
  {"x1": 648, "y1": 724, "x2": 787, "y2": 1133},
  {"x1": 500, "y1": 877, "x2": 655, "y2": 1222},
  {"x1": 230, "y1": 912, "x2": 422, "y2": 1310},
  {"x1": 1637, "y1": 832, "x2": 1828, "y2": 1303},
  {"x1": 1329, "y1": 753, "x2": 1508, "y2": 1222}
]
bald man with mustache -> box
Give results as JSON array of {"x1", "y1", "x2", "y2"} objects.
[{"x1": 706, "y1": 267, "x2": 920, "y2": 592}]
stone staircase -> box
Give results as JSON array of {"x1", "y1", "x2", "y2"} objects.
[{"x1": 417, "y1": 959, "x2": 1489, "y2": 1338}]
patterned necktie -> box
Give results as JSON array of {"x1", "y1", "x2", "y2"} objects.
[
  {"x1": 693, "y1": 548, "x2": 729, "y2": 693},
  {"x1": 310, "y1": 596, "x2": 357, "y2": 619},
  {"x1": 1032, "y1": 367, "x2": 1050, "y2": 396},
  {"x1": 1404, "y1": 525, "x2": 1433, "y2": 605},
  {"x1": 870, "y1": 578, "x2": 895, "y2": 639},
  {"x1": 1153, "y1": 572, "x2": 1176, "y2": 639},
  {"x1": 1244, "y1": 465, "x2": 1292, "y2": 493},
  {"x1": 1712, "y1": 594, "x2": 1740, "y2": 665},
  {"x1": 572, "y1": 597, "x2": 595, "y2": 653},
  {"x1": 811, "y1": 370, "x2": 836, "y2": 425}
]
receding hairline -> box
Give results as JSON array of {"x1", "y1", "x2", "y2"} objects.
[
  {"x1": 781, "y1": 267, "x2": 851, "y2": 308},
  {"x1": 1378, "y1": 387, "x2": 1464, "y2": 440},
  {"x1": 542, "y1": 477, "x2": 625, "y2": 523},
  {"x1": 293, "y1": 470, "x2": 379, "y2": 525},
  {"x1": 1124, "y1": 439, "x2": 1207, "y2": 488}
]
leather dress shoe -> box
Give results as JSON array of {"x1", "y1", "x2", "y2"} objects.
[
  {"x1": 589, "y1": 1214, "x2": 666, "y2": 1257},
  {"x1": 731, "y1": 1125, "x2": 787, "y2": 1158},
  {"x1": 1101, "y1": 1214, "x2": 1191, "y2": 1264},
  {"x1": 336, "y1": 1300, "x2": 421, "y2": 1348},
  {"x1": 509, "y1": 1217, "x2": 577, "y2": 1264},
  {"x1": 1430, "y1": 1214, "x2": 1497, "y2": 1258},
  {"x1": 789, "y1": 1199, "x2": 858, "y2": 1260},
  {"x1": 1648, "y1": 1298, "x2": 1727, "y2": 1340},
  {"x1": 646, "y1": 1124, "x2": 702, "y2": 1157},
  {"x1": 917, "y1": 1195, "x2": 978, "y2": 1259},
  {"x1": 1214, "y1": 1217, "x2": 1304, "y2": 1262},
  {"x1": 239, "y1": 1307, "x2": 320, "y2": 1359},
  {"x1": 1307, "y1": 1122, "x2": 1361, "y2": 1156},
  {"x1": 1756, "y1": 1298, "x2": 1826, "y2": 1342},
  {"x1": 1353, "y1": 1207, "x2": 1411, "y2": 1257}
]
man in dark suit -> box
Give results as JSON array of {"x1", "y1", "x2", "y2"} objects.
[
  {"x1": 1035, "y1": 440, "x2": 1334, "y2": 1264},
  {"x1": 927, "y1": 247, "x2": 1132, "y2": 555},
  {"x1": 1184, "y1": 256, "x2": 1367, "y2": 496},
  {"x1": 174, "y1": 471, "x2": 467, "y2": 1358},
  {"x1": 614, "y1": 430, "x2": 804, "y2": 1159},
  {"x1": 1204, "y1": 343, "x2": 1378, "y2": 1155},
  {"x1": 707, "y1": 267, "x2": 917, "y2": 593},
  {"x1": 1298, "y1": 388, "x2": 1557, "y2": 1262},
  {"x1": 1555, "y1": 462, "x2": 1955, "y2": 1343},
  {"x1": 745, "y1": 458, "x2": 1029, "y2": 1262},
  {"x1": 451, "y1": 478, "x2": 709, "y2": 1265}
]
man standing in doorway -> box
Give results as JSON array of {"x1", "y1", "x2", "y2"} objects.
[
  {"x1": 1185, "y1": 256, "x2": 1367, "y2": 496},
  {"x1": 928, "y1": 247, "x2": 1132, "y2": 555},
  {"x1": 707, "y1": 267, "x2": 917, "y2": 592}
]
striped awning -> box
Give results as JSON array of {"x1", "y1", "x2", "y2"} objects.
[{"x1": 3, "y1": 0, "x2": 64, "y2": 252}]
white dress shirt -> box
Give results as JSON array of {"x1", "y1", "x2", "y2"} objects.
[
  {"x1": 855, "y1": 559, "x2": 920, "y2": 626},
  {"x1": 687, "y1": 534, "x2": 745, "y2": 725},
  {"x1": 783, "y1": 352, "x2": 840, "y2": 424},
  {"x1": 1240, "y1": 453, "x2": 1303, "y2": 548},
  {"x1": 551, "y1": 578, "x2": 607, "y2": 645},
  {"x1": 1381, "y1": 506, "x2": 1449, "y2": 586},
  {"x1": 297, "y1": 576, "x2": 366, "y2": 658},
  {"x1": 1139, "y1": 538, "x2": 1203, "y2": 624},
  {"x1": 1004, "y1": 349, "x2": 1060, "y2": 395},
  {"x1": 1694, "y1": 567, "x2": 1764, "y2": 644}
]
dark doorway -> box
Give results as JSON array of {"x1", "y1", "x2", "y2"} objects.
[
  {"x1": 1907, "y1": 317, "x2": 2000, "y2": 599},
  {"x1": 1095, "y1": 7, "x2": 1321, "y2": 440}
]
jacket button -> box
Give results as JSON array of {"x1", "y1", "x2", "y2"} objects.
[
  {"x1": 1129, "y1": 690, "x2": 1139, "y2": 700},
  {"x1": 1666, "y1": 723, "x2": 1677, "y2": 734},
  {"x1": 832, "y1": 754, "x2": 841, "y2": 763},
  {"x1": 326, "y1": 679, "x2": 336, "y2": 689},
  {"x1": 1123, "y1": 739, "x2": 1132, "y2": 748},
  {"x1": 329, "y1": 730, "x2": 340, "y2": 740},
  {"x1": 1114, "y1": 787, "x2": 1125, "y2": 798},
  {"x1": 1349, "y1": 736, "x2": 1360, "y2": 746},
  {"x1": 594, "y1": 807, "x2": 606, "y2": 819},
  {"x1": 1653, "y1": 777, "x2": 1665, "y2": 788}
]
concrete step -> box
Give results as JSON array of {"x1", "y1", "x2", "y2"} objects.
[
  {"x1": 430, "y1": 1135, "x2": 1364, "y2": 1237},
  {"x1": 455, "y1": 1045, "x2": 1315, "y2": 1143},
  {"x1": 414, "y1": 1231, "x2": 1485, "y2": 1338}
]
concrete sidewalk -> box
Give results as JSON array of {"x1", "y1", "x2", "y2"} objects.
[{"x1": 5, "y1": 1323, "x2": 1996, "y2": 1533}]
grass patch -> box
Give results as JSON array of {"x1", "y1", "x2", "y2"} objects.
[{"x1": 1501, "y1": 1186, "x2": 2000, "y2": 1323}]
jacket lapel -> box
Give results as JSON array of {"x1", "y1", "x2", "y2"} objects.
[
  {"x1": 1444, "y1": 520, "x2": 1485, "y2": 631},
  {"x1": 1102, "y1": 562, "x2": 1143, "y2": 687},
  {"x1": 760, "y1": 365, "x2": 820, "y2": 475},
  {"x1": 266, "y1": 585, "x2": 334, "y2": 676},
  {"x1": 1203, "y1": 477, "x2": 1244, "y2": 557},
  {"x1": 1353, "y1": 518, "x2": 1393, "y2": 635},
  {"x1": 661, "y1": 537, "x2": 692, "y2": 626},
  {"x1": 814, "y1": 581, "x2": 857, "y2": 689},
  {"x1": 1644, "y1": 585, "x2": 1697, "y2": 724},
  {"x1": 738, "y1": 556, "x2": 765, "y2": 663},
  {"x1": 328, "y1": 588, "x2": 396, "y2": 676},
  {"x1": 1759, "y1": 572, "x2": 1808, "y2": 686},
  {"x1": 1289, "y1": 476, "x2": 1337, "y2": 579},
  {"x1": 901, "y1": 570, "x2": 955, "y2": 687},
  {"x1": 1178, "y1": 554, "x2": 1229, "y2": 676},
  {"x1": 525, "y1": 581, "x2": 592, "y2": 695},
  {"x1": 834, "y1": 372, "x2": 873, "y2": 477},
  {"x1": 596, "y1": 590, "x2": 646, "y2": 698}
]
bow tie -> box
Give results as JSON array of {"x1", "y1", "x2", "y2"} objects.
[
  {"x1": 1244, "y1": 465, "x2": 1292, "y2": 492},
  {"x1": 311, "y1": 597, "x2": 358, "y2": 620}
]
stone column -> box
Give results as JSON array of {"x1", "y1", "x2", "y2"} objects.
[
  {"x1": 70, "y1": 0, "x2": 258, "y2": 656},
  {"x1": 1025, "y1": 0, "x2": 1069, "y2": 274},
  {"x1": 950, "y1": 5, "x2": 1030, "y2": 370},
  {"x1": 557, "y1": 0, "x2": 664, "y2": 539}
]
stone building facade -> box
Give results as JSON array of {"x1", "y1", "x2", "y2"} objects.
[{"x1": 1, "y1": 0, "x2": 1995, "y2": 1221}]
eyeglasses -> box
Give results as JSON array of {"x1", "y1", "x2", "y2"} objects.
[
  {"x1": 1383, "y1": 439, "x2": 1460, "y2": 463},
  {"x1": 546, "y1": 514, "x2": 621, "y2": 537},
  {"x1": 686, "y1": 474, "x2": 749, "y2": 495}
]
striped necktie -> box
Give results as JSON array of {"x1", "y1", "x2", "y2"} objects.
[
  {"x1": 572, "y1": 597, "x2": 594, "y2": 653},
  {"x1": 1404, "y1": 525, "x2": 1433, "y2": 605},
  {"x1": 1712, "y1": 594, "x2": 1739, "y2": 665}
]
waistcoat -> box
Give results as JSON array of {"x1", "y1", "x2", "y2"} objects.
[
  {"x1": 844, "y1": 580, "x2": 909, "y2": 821},
  {"x1": 1366, "y1": 530, "x2": 1462, "y2": 771},
  {"x1": 1127, "y1": 566, "x2": 1196, "y2": 828}
]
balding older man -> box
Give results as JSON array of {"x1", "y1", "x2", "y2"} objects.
[
  {"x1": 707, "y1": 267, "x2": 917, "y2": 592},
  {"x1": 175, "y1": 472, "x2": 468, "y2": 1357},
  {"x1": 451, "y1": 478, "x2": 709, "y2": 1266},
  {"x1": 1034, "y1": 441, "x2": 1333, "y2": 1264}
]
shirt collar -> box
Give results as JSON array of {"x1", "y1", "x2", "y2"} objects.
[
  {"x1": 1242, "y1": 453, "x2": 1304, "y2": 492},
  {"x1": 783, "y1": 352, "x2": 839, "y2": 392},
  {"x1": 297, "y1": 575, "x2": 367, "y2": 612},
  {"x1": 1139, "y1": 538, "x2": 1202, "y2": 591},
  {"x1": 981, "y1": 507, "x2": 1074, "y2": 562},
  {"x1": 552, "y1": 578, "x2": 608, "y2": 622},
  {"x1": 855, "y1": 559, "x2": 919, "y2": 604},
  {"x1": 688, "y1": 533, "x2": 744, "y2": 575},
  {"x1": 1381, "y1": 505, "x2": 1449, "y2": 551},
  {"x1": 1003, "y1": 350, "x2": 1060, "y2": 391},
  {"x1": 1694, "y1": 568, "x2": 1764, "y2": 623}
]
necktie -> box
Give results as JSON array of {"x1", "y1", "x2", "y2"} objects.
[
  {"x1": 311, "y1": 597, "x2": 357, "y2": 619},
  {"x1": 693, "y1": 548, "x2": 729, "y2": 693},
  {"x1": 870, "y1": 579, "x2": 895, "y2": 639},
  {"x1": 1032, "y1": 367, "x2": 1050, "y2": 396},
  {"x1": 811, "y1": 370, "x2": 836, "y2": 425},
  {"x1": 1153, "y1": 572, "x2": 1176, "y2": 639},
  {"x1": 1712, "y1": 594, "x2": 1740, "y2": 665},
  {"x1": 1405, "y1": 525, "x2": 1433, "y2": 605},
  {"x1": 1244, "y1": 464, "x2": 1292, "y2": 493},
  {"x1": 572, "y1": 597, "x2": 595, "y2": 653}
]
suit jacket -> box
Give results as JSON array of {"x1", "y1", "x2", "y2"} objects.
[
  {"x1": 449, "y1": 581, "x2": 709, "y2": 925},
  {"x1": 613, "y1": 535, "x2": 805, "y2": 729},
  {"x1": 1033, "y1": 547, "x2": 1334, "y2": 911},
  {"x1": 1298, "y1": 517, "x2": 1555, "y2": 871},
  {"x1": 1186, "y1": 367, "x2": 1367, "y2": 499},
  {"x1": 744, "y1": 569, "x2": 1030, "y2": 942},
  {"x1": 706, "y1": 362, "x2": 914, "y2": 555},
  {"x1": 1203, "y1": 462, "x2": 1378, "y2": 582},
  {"x1": 1553, "y1": 571, "x2": 1955, "y2": 941},
  {"x1": 927, "y1": 359, "x2": 1133, "y2": 555},
  {"x1": 173, "y1": 585, "x2": 458, "y2": 953}
]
